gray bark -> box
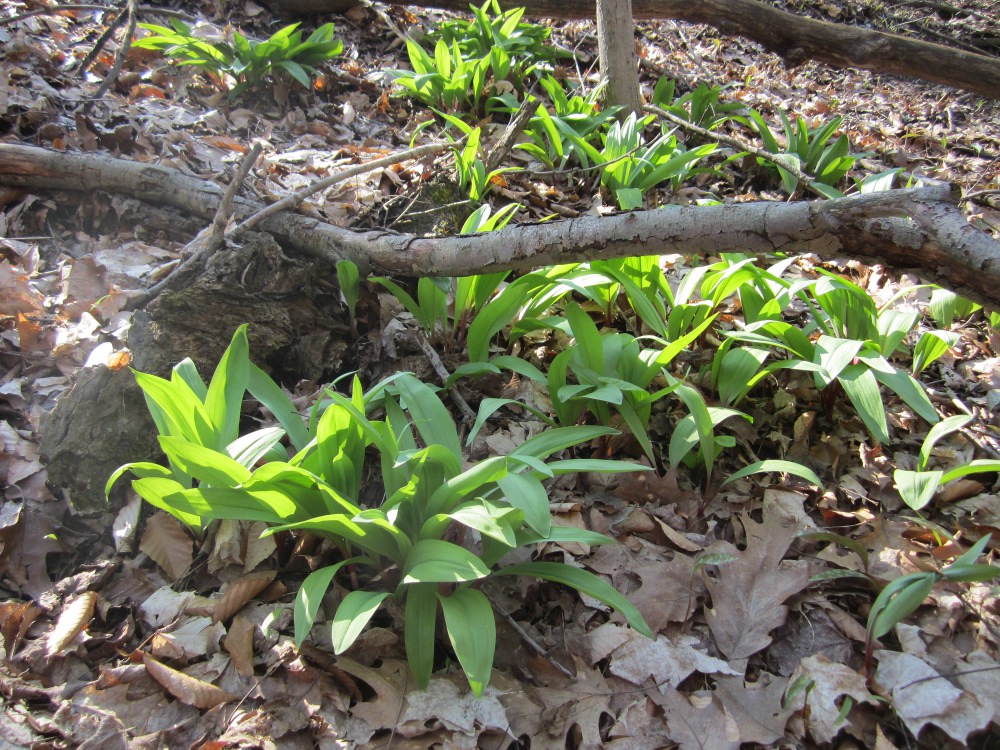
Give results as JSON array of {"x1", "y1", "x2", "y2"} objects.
[
  {"x1": 1, "y1": 144, "x2": 999, "y2": 309},
  {"x1": 596, "y1": 0, "x2": 642, "y2": 116}
]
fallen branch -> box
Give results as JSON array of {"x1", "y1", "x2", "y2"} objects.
[
  {"x1": 266, "y1": 0, "x2": 1000, "y2": 100},
  {"x1": 1, "y1": 143, "x2": 999, "y2": 309}
]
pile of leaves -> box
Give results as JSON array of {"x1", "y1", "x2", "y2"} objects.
[{"x1": 2, "y1": 0, "x2": 1000, "y2": 748}]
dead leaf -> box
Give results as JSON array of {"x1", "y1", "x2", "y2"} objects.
[
  {"x1": 714, "y1": 674, "x2": 794, "y2": 746},
  {"x1": 142, "y1": 653, "x2": 237, "y2": 709},
  {"x1": 150, "y1": 617, "x2": 225, "y2": 661},
  {"x1": 139, "y1": 512, "x2": 193, "y2": 581},
  {"x1": 224, "y1": 614, "x2": 256, "y2": 677},
  {"x1": 213, "y1": 570, "x2": 275, "y2": 623},
  {"x1": 787, "y1": 654, "x2": 875, "y2": 743},
  {"x1": 0, "y1": 600, "x2": 41, "y2": 658},
  {"x1": 47, "y1": 591, "x2": 97, "y2": 655},
  {"x1": 873, "y1": 650, "x2": 992, "y2": 742},
  {"x1": 631, "y1": 553, "x2": 705, "y2": 631},
  {"x1": 704, "y1": 513, "x2": 812, "y2": 668},
  {"x1": 656, "y1": 688, "x2": 740, "y2": 750}
]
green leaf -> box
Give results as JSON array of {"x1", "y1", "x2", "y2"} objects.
[
  {"x1": 439, "y1": 588, "x2": 496, "y2": 696},
  {"x1": 394, "y1": 374, "x2": 462, "y2": 459},
  {"x1": 158, "y1": 436, "x2": 251, "y2": 487},
  {"x1": 331, "y1": 590, "x2": 393, "y2": 653},
  {"x1": 941, "y1": 459, "x2": 1000, "y2": 484},
  {"x1": 494, "y1": 561, "x2": 653, "y2": 637},
  {"x1": 511, "y1": 425, "x2": 616, "y2": 461},
  {"x1": 917, "y1": 414, "x2": 972, "y2": 471},
  {"x1": 269, "y1": 513, "x2": 410, "y2": 562},
  {"x1": 247, "y1": 364, "x2": 311, "y2": 452},
  {"x1": 402, "y1": 539, "x2": 491, "y2": 583},
  {"x1": 838, "y1": 364, "x2": 889, "y2": 444},
  {"x1": 869, "y1": 572, "x2": 936, "y2": 639},
  {"x1": 129, "y1": 476, "x2": 202, "y2": 530},
  {"x1": 404, "y1": 582, "x2": 439, "y2": 690},
  {"x1": 227, "y1": 426, "x2": 286, "y2": 469},
  {"x1": 294, "y1": 557, "x2": 370, "y2": 646},
  {"x1": 723, "y1": 460, "x2": 823, "y2": 488},
  {"x1": 873, "y1": 366, "x2": 938, "y2": 426},
  {"x1": 204, "y1": 325, "x2": 250, "y2": 448},
  {"x1": 497, "y1": 471, "x2": 550, "y2": 536}
]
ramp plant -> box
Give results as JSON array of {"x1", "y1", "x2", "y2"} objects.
[{"x1": 109, "y1": 327, "x2": 652, "y2": 696}]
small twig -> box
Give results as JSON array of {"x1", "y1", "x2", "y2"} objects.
[
  {"x1": 388, "y1": 197, "x2": 473, "y2": 231},
  {"x1": 644, "y1": 102, "x2": 823, "y2": 197},
  {"x1": 0, "y1": 2, "x2": 192, "y2": 26},
  {"x1": 125, "y1": 143, "x2": 262, "y2": 310},
  {"x1": 484, "y1": 95, "x2": 536, "y2": 175},
  {"x1": 410, "y1": 328, "x2": 477, "y2": 424},
  {"x1": 80, "y1": 0, "x2": 137, "y2": 111},
  {"x1": 209, "y1": 143, "x2": 263, "y2": 245},
  {"x1": 77, "y1": 4, "x2": 129, "y2": 75},
  {"x1": 228, "y1": 139, "x2": 459, "y2": 239},
  {"x1": 483, "y1": 590, "x2": 575, "y2": 679},
  {"x1": 963, "y1": 187, "x2": 1000, "y2": 203}
]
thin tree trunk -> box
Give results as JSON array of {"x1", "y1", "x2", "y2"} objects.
[
  {"x1": 596, "y1": 0, "x2": 642, "y2": 117},
  {"x1": 266, "y1": 0, "x2": 1000, "y2": 100},
  {"x1": 1, "y1": 144, "x2": 999, "y2": 309}
]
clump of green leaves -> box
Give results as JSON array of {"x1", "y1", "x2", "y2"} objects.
[
  {"x1": 389, "y1": 0, "x2": 558, "y2": 115},
  {"x1": 893, "y1": 415, "x2": 1000, "y2": 511},
  {"x1": 599, "y1": 114, "x2": 717, "y2": 210},
  {"x1": 513, "y1": 77, "x2": 620, "y2": 171},
  {"x1": 110, "y1": 333, "x2": 652, "y2": 696},
  {"x1": 749, "y1": 109, "x2": 863, "y2": 197},
  {"x1": 652, "y1": 78, "x2": 748, "y2": 133},
  {"x1": 134, "y1": 19, "x2": 343, "y2": 97}
]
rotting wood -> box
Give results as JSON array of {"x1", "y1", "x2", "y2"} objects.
[
  {"x1": 1, "y1": 143, "x2": 999, "y2": 309},
  {"x1": 263, "y1": 0, "x2": 1000, "y2": 100}
]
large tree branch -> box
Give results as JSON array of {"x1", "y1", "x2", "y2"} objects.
[
  {"x1": 265, "y1": 0, "x2": 1000, "y2": 100},
  {"x1": 1, "y1": 143, "x2": 998, "y2": 308}
]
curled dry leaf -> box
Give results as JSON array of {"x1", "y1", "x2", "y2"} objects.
[
  {"x1": 47, "y1": 591, "x2": 97, "y2": 655},
  {"x1": 142, "y1": 653, "x2": 237, "y2": 709},
  {"x1": 139, "y1": 512, "x2": 193, "y2": 581},
  {"x1": 212, "y1": 570, "x2": 276, "y2": 624},
  {"x1": 223, "y1": 614, "x2": 256, "y2": 677},
  {"x1": 0, "y1": 600, "x2": 42, "y2": 659}
]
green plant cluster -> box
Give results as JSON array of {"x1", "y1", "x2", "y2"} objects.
[
  {"x1": 110, "y1": 326, "x2": 653, "y2": 696},
  {"x1": 133, "y1": 19, "x2": 343, "y2": 97}
]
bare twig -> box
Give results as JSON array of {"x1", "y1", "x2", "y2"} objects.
[
  {"x1": 0, "y1": 3, "x2": 193, "y2": 26},
  {"x1": 483, "y1": 590, "x2": 575, "y2": 679},
  {"x1": 484, "y1": 95, "x2": 536, "y2": 175},
  {"x1": 80, "y1": 0, "x2": 138, "y2": 110},
  {"x1": 644, "y1": 103, "x2": 822, "y2": 197},
  {"x1": 77, "y1": 3, "x2": 129, "y2": 75},
  {"x1": 125, "y1": 143, "x2": 262, "y2": 310},
  {"x1": 410, "y1": 328, "x2": 477, "y2": 424},
  {"x1": 229, "y1": 139, "x2": 459, "y2": 238}
]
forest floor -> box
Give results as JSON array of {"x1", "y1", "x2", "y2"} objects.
[{"x1": 2, "y1": 0, "x2": 1000, "y2": 748}]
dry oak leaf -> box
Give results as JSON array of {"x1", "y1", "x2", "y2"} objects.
[
  {"x1": 656, "y1": 688, "x2": 740, "y2": 750},
  {"x1": 47, "y1": 591, "x2": 97, "y2": 655},
  {"x1": 142, "y1": 652, "x2": 237, "y2": 709},
  {"x1": 223, "y1": 614, "x2": 256, "y2": 677},
  {"x1": 873, "y1": 650, "x2": 992, "y2": 743},
  {"x1": 714, "y1": 673, "x2": 794, "y2": 746},
  {"x1": 703, "y1": 512, "x2": 811, "y2": 666},
  {"x1": 140, "y1": 511, "x2": 193, "y2": 581},
  {"x1": 786, "y1": 654, "x2": 875, "y2": 744}
]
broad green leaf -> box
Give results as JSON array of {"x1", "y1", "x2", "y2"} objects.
[
  {"x1": 227, "y1": 426, "x2": 286, "y2": 468},
  {"x1": 839, "y1": 364, "x2": 889, "y2": 444},
  {"x1": 269, "y1": 513, "x2": 410, "y2": 562},
  {"x1": 106, "y1": 461, "x2": 175, "y2": 499},
  {"x1": 331, "y1": 590, "x2": 393, "y2": 653},
  {"x1": 402, "y1": 539, "x2": 491, "y2": 583},
  {"x1": 158, "y1": 436, "x2": 251, "y2": 487},
  {"x1": 247, "y1": 364, "x2": 311, "y2": 452},
  {"x1": 129, "y1": 476, "x2": 202, "y2": 530},
  {"x1": 439, "y1": 588, "x2": 496, "y2": 696},
  {"x1": 294, "y1": 557, "x2": 370, "y2": 646},
  {"x1": 149, "y1": 484, "x2": 300, "y2": 524},
  {"x1": 511, "y1": 425, "x2": 616, "y2": 461},
  {"x1": 404, "y1": 583, "x2": 439, "y2": 690},
  {"x1": 204, "y1": 325, "x2": 250, "y2": 448},
  {"x1": 467, "y1": 397, "x2": 557, "y2": 446},
  {"x1": 874, "y1": 366, "x2": 938, "y2": 426},
  {"x1": 134, "y1": 370, "x2": 214, "y2": 446},
  {"x1": 394, "y1": 375, "x2": 462, "y2": 460},
  {"x1": 494, "y1": 561, "x2": 653, "y2": 637},
  {"x1": 941, "y1": 459, "x2": 1000, "y2": 484},
  {"x1": 869, "y1": 572, "x2": 936, "y2": 639},
  {"x1": 723, "y1": 460, "x2": 823, "y2": 488},
  {"x1": 497, "y1": 471, "x2": 550, "y2": 536},
  {"x1": 912, "y1": 330, "x2": 960, "y2": 375},
  {"x1": 917, "y1": 414, "x2": 972, "y2": 471}
]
